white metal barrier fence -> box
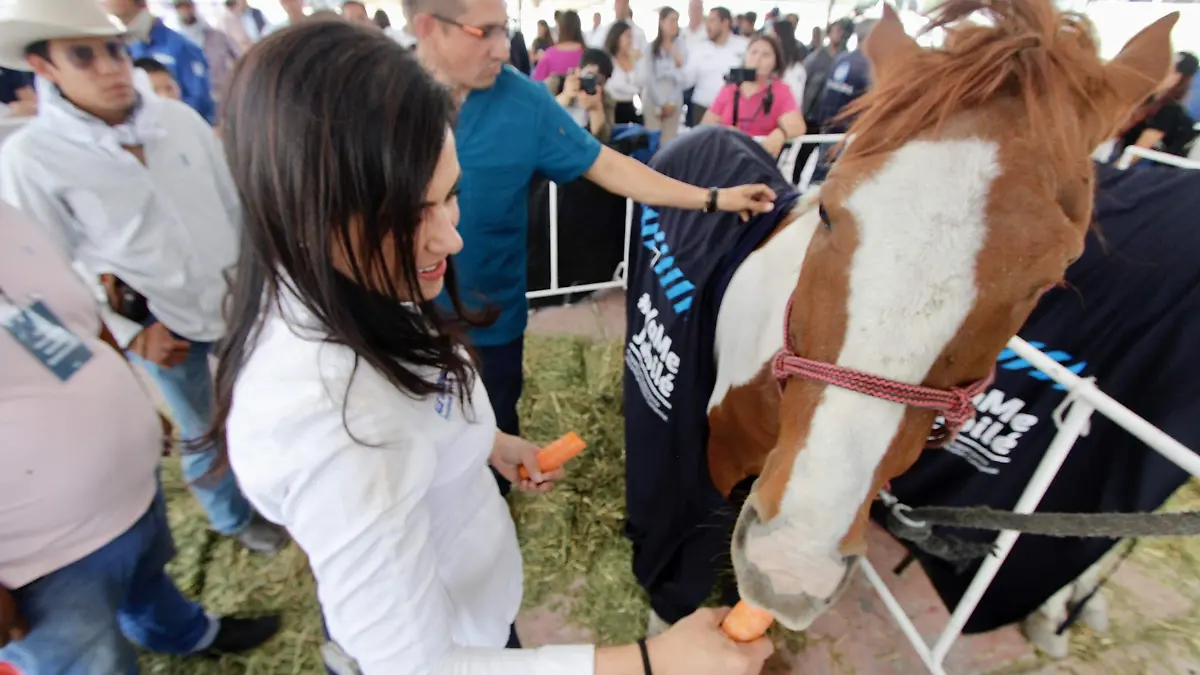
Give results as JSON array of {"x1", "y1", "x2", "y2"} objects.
[
  {"x1": 873, "y1": 335, "x2": 1200, "y2": 674},
  {"x1": 1116, "y1": 144, "x2": 1200, "y2": 170}
]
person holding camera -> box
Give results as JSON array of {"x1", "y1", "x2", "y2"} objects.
[
  {"x1": 699, "y1": 34, "x2": 805, "y2": 158},
  {"x1": 551, "y1": 49, "x2": 617, "y2": 142}
]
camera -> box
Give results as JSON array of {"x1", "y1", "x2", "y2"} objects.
[
  {"x1": 102, "y1": 275, "x2": 149, "y2": 323},
  {"x1": 726, "y1": 67, "x2": 757, "y2": 85},
  {"x1": 580, "y1": 73, "x2": 598, "y2": 95}
]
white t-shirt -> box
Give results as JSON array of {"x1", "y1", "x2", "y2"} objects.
[
  {"x1": 225, "y1": 288, "x2": 596, "y2": 675},
  {"x1": 606, "y1": 61, "x2": 644, "y2": 103},
  {"x1": 685, "y1": 33, "x2": 749, "y2": 108},
  {"x1": 680, "y1": 24, "x2": 709, "y2": 50},
  {"x1": 0, "y1": 201, "x2": 160, "y2": 588}
]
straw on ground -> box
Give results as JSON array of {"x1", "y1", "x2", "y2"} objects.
[{"x1": 139, "y1": 334, "x2": 1200, "y2": 674}]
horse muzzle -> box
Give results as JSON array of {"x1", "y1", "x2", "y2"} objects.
[{"x1": 730, "y1": 495, "x2": 860, "y2": 631}]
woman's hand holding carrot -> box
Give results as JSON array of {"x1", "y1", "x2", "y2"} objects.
[
  {"x1": 489, "y1": 432, "x2": 565, "y2": 493},
  {"x1": 646, "y1": 607, "x2": 775, "y2": 675}
]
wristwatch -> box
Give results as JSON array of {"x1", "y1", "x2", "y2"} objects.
[{"x1": 704, "y1": 187, "x2": 719, "y2": 213}]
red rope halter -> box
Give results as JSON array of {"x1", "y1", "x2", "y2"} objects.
[{"x1": 770, "y1": 297, "x2": 995, "y2": 447}]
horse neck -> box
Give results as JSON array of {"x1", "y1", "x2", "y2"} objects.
[{"x1": 709, "y1": 196, "x2": 822, "y2": 414}]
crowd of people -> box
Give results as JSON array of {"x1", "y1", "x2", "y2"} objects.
[
  {"x1": 0, "y1": 0, "x2": 416, "y2": 127},
  {"x1": 2, "y1": 1, "x2": 1192, "y2": 674},
  {"x1": 525, "y1": 0, "x2": 871, "y2": 159},
  {"x1": 0, "y1": 0, "x2": 781, "y2": 673}
]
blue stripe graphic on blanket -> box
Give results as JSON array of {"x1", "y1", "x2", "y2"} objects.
[{"x1": 641, "y1": 206, "x2": 695, "y2": 316}]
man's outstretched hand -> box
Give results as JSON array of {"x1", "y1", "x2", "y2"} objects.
[{"x1": 718, "y1": 184, "x2": 777, "y2": 222}]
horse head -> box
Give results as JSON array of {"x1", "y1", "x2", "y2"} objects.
[{"x1": 728, "y1": 0, "x2": 1176, "y2": 631}]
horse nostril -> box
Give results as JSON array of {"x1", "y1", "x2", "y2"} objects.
[
  {"x1": 734, "y1": 500, "x2": 758, "y2": 549},
  {"x1": 744, "y1": 500, "x2": 761, "y2": 526}
]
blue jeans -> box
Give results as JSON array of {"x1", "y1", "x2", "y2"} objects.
[
  {"x1": 0, "y1": 490, "x2": 216, "y2": 675},
  {"x1": 476, "y1": 337, "x2": 525, "y2": 498},
  {"x1": 127, "y1": 340, "x2": 253, "y2": 535}
]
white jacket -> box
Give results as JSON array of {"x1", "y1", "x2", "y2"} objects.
[{"x1": 226, "y1": 287, "x2": 597, "y2": 674}]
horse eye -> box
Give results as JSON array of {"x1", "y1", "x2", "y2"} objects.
[{"x1": 818, "y1": 204, "x2": 832, "y2": 230}]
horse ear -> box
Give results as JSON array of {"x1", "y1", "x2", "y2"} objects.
[
  {"x1": 864, "y1": 4, "x2": 920, "y2": 81},
  {"x1": 1104, "y1": 11, "x2": 1179, "y2": 111}
]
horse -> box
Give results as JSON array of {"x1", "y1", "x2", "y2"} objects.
[{"x1": 627, "y1": 0, "x2": 1179, "y2": 637}]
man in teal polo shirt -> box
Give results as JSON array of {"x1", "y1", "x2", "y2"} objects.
[{"x1": 410, "y1": 0, "x2": 776, "y2": 495}]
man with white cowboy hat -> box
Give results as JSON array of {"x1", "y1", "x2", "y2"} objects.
[
  {"x1": 0, "y1": 0, "x2": 285, "y2": 671},
  {"x1": 0, "y1": 0, "x2": 287, "y2": 549}
]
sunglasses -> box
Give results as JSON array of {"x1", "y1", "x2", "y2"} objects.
[
  {"x1": 431, "y1": 14, "x2": 509, "y2": 41},
  {"x1": 61, "y1": 40, "x2": 130, "y2": 70}
]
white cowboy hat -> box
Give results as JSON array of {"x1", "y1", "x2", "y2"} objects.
[{"x1": 0, "y1": 0, "x2": 126, "y2": 71}]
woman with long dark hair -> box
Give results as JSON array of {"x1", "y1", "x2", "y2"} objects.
[
  {"x1": 1116, "y1": 51, "x2": 1199, "y2": 161},
  {"x1": 603, "y1": 21, "x2": 645, "y2": 124},
  {"x1": 531, "y1": 19, "x2": 554, "y2": 65},
  {"x1": 211, "y1": 20, "x2": 773, "y2": 675}
]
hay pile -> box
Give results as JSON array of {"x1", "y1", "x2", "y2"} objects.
[
  {"x1": 511, "y1": 336, "x2": 649, "y2": 644},
  {"x1": 141, "y1": 334, "x2": 645, "y2": 673}
]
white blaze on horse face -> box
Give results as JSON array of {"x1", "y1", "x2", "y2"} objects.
[{"x1": 744, "y1": 138, "x2": 1001, "y2": 604}]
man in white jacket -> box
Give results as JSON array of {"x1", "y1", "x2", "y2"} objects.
[{"x1": 0, "y1": 0, "x2": 287, "y2": 555}]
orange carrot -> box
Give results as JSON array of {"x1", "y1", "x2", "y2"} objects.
[
  {"x1": 518, "y1": 431, "x2": 587, "y2": 481},
  {"x1": 721, "y1": 600, "x2": 774, "y2": 642}
]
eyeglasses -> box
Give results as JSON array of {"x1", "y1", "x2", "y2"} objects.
[
  {"x1": 62, "y1": 40, "x2": 130, "y2": 70},
  {"x1": 431, "y1": 14, "x2": 509, "y2": 41}
]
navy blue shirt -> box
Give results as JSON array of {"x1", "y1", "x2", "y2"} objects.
[
  {"x1": 815, "y1": 50, "x2": 869, "y2": 133},
  {"x1": 128, "y1": 19, "x2": 215, "y2": 124},
  {"x1": 623, "y1": 126, "x2": 799, "y2": 623},
  {"x1": 437, "y1": 66, "x2": 602, "y2": 347},
  {"x1": 881, "y1": 163, "x2": 1200, "y2": 633}
]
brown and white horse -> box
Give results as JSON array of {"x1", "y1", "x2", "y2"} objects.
[{"x1": 697, "y1": 0, "x2": 1177, "y2": 632}]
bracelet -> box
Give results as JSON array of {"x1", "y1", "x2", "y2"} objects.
[
  {"x1": 637, "y1": 638, "x2": 653, "y2": 675},
  {"x1": 703, "y1": 186, "x2": 719, "y2": 213}
]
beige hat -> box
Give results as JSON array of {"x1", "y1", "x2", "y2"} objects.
[{"x1": 0, "y1": 0, "x2": 126, "y2": 71}]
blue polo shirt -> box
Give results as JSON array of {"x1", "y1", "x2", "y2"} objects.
[
  {"x1": 441, "y1": 66, "x2": 602, "y2": 347},
  {"x1": 128, "y1": 19, "x2": 216, "y2": 124}
]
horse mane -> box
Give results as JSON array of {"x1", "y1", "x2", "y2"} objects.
[{"x1": 840, "y1": 0, "x2": 1123, "y2": 169}]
